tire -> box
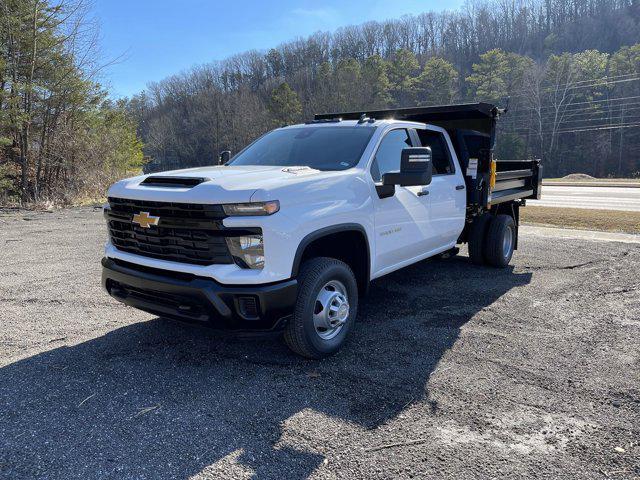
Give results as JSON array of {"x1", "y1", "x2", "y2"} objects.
[
  {"x1": 484, "y1": 214, "x2": 516, "y2": 268},
  {"x1": 468, "y1": 213, "x2": 492, "y2": 265},
  {"x1": 284, "y1": 257, "x2": 358, "y2": 359}
]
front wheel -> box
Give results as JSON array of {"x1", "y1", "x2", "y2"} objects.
[{"x1": 284, "y1": 257, "x2": 358, "y2": 359}]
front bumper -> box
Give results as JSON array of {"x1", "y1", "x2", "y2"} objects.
[{"x1": 102, "y1": 257, "x2": 297, "y2": 331}]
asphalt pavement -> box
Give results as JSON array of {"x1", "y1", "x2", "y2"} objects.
[
  {"x1": 530, "y1": 185, "x2": 640, "y2": 211},
  {"x1": 0, "y1": 208, "x2": 638, "y2": 479}
]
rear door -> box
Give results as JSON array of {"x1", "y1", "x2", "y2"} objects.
[
  {"x1": 415, "y1": 128, "x2": 466, "y2": 250},
  {"x1": 370, "y1": 128, "x2": 432, "y2": 275}
]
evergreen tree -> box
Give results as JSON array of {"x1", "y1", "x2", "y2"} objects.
[
  {"x1": 467, "y1": 49, "x2": 534, "y2": 103},
  {"x1": 268, "y1": 83, "x2": 302, "y2": 126},
  {"x1": 609, "y1": 44, "x2": 640, "y2": 78},
  {"x1": 572, "y1": 50, "x2": 609, "y2": 102},
  {"x1": 414, "y1": 57, "x2": 458, "y2": 106},
  {"x1": 0, "y1": 0, "x2": 147, "y2": 203},
  {"x1": 608, "y1": 45, "x2": 640, "y2": 176},
  {"x1": 362, "y1": 55, "x2": 391, "y2": 109},
  {"x1": 389, "y1": 49, "x2": 419, "y2": 107},
  {"x1": 334, "y1": 58, "x2": 362, "y2": 110}
]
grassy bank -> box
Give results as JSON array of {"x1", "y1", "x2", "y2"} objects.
[
  {"x1": 545, "y1": 178, "x2": 640, "y2": 183},
  {"x1": 521, "y1": 206, "x2": 640, "y2": 234}
]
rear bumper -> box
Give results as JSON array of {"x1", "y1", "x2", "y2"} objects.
[{"x1": 102, "y1": 257, "x2": 297, "y2": 331}]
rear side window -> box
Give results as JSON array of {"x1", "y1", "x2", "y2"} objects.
[
  {"x1": 417, "y1": 130, "x2": 454, "y2": 175},
  {"x1": 370, "y1": 129, "x2": 412, "y2": 182}
]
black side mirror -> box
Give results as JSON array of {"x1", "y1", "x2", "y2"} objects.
[
  {"x1": 382, "y1": 147, "x2": 432, "y2": 187},
  {"x1": 218, "y1": 150, "x2": 231, "y2": 165}
]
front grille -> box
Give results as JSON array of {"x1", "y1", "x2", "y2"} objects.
[{"x1": 106, "y1": 197, "x2": 235, "y2": 266}]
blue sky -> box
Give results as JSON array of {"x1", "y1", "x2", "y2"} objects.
[{"x1": 93, "y1": 0, "x2": 464, "y2": 98}]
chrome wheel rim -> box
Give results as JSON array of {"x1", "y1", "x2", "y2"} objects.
[
  {"x1": 313, "y1": 280, "x2": 349, "y2": 340},
  {"x1": 503, "y1": 225, "x2": 514, "y2": 258}
]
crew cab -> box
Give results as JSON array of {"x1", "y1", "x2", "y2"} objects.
[{"x1": 102, "y1": 103, "x2": 542, "y2": 358}]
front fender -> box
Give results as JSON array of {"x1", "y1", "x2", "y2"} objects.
[{"x1": 224, "y1": 173, "x2": 375, "y2": 283}]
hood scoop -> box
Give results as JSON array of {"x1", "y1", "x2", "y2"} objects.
[{"x1": 140, "y1": 176, "x2": 209, "y2": 188}]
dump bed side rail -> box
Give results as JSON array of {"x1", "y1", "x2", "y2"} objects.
[{"x1": 490, "y1": 159, "x2": 542, "y2": 206}]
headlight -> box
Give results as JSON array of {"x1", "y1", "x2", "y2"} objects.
[
  {"x1": 226, "y1": 235, "x2": 264, "y2": 269},
  {"x1": 223, "y1": 201, "x2": 280, "y2": 216}
]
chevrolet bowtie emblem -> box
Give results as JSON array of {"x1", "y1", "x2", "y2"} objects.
[{"x1": 132, "y1": 211, "x2": 160, "y2": 228}]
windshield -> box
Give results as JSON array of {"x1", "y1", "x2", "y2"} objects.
[{"x1": 228, "y1": 126, "x2": 375, "y2": 171}]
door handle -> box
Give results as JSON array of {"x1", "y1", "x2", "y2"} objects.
[
  {"x1": 417, "y1": 188, "x2": 429, "y2": 197},
  {"x1": 456, "y1": 184, "x2": 465, "y2": 190}
]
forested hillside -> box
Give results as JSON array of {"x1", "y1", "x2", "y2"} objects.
[
  {"x1": 2, "y1": 1, "x2": 640, "y2": 206},
  {"x1": 0, "y1": 0, "x2": 142, "y2": 204},
  {"x1": 133, "y1": 0, "x2": 640, "y2": 178}
]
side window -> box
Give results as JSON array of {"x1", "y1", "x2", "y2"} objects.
[
  {"x1": 370, "y1": 129, "x2": 412, "y2": 182},
  {"x1": 417, "y1": 130, "x2": 454, "y2": 175}
]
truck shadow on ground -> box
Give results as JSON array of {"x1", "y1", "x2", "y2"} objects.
[{"x1": 0, "y1": 256, "x2": 531, "y2": 479}]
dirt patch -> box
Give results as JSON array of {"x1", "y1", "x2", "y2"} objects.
[
  {"x1": 562, "y1": 173, "x2": 596, "y2": 180},
  {"x1": 522, "y1": 206, "x2": 640, "y2": 234}
]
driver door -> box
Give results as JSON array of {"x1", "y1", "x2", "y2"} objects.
[{"x1": 370, "y1": 128, "x2": 432, "y2": 276}]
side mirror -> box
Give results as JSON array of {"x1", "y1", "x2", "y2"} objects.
[
  {"x1": 382, "y1": 147, "x2": 432, "y2": 187},
  {"x1": 218, "y1": 150, "x2": 231, "y2": 165}
]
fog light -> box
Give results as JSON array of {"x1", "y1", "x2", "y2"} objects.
[
  {"x1": 226, "y1": 235, "x2": 264, "y2": 269},
  {"x1": 238, "y1": 296, "x2": 259, "y2": 319}
]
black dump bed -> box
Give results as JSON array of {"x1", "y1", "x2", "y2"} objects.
[{"x1": 315, "y1": 103, "x2": 542, "y2": 209}]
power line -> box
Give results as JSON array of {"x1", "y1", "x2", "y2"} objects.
[
  {"x1": 501, "y1": 103, "x2": 640, "y2": 127},
  {"x1": 508, "y1": 120, "x2": 640, "y2": 131},
  {"x1": 575, "y1": 72, "x2": 638, "y2": 84},
  {"x1": 562, "y1": 103, "x2": 640, "y2": 116},
  {"x1": 504, "y1": 95, "x2": 640, "y2": 118},
  {"x1": 563, "y1": 72, "x2": 640, "y2": 86},
  {"x1": 561, "y1": 76, "x2": 640, "y2": 91},
  {"x1": 556, "y1": 123, "x2": 640, "y2": 135},
  {"x1": 509, "y1": 99, "x2": 640, "y2": 116},
  {"x1": 508, "y1": 96, "x2": 640, "y2": 114},
  {"x1": 505, "y1": 117, "x2": 640, "y2": 133},
  {"x1": 512, "y1": 72, "x2": 640, "y2": 95},
  {"x1": 507, "y1": 117, "x2": 640, "y2": 129},
  {"x1": 501, "y1": 106, "x2": 640, "y2": 129},
  {"x1": 507, "y1": 122, "x2": 640, "y2": 135},
  {"x1": 509, "y1": 74, "x2": 640, "y2": 98}
]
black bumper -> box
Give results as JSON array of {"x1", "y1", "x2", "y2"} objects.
[{"x1": 102, "y1": 257, "x2": 297, "y2": 331}]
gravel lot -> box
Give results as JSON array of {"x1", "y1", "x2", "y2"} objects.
[{"x1": 0, "y1": 208, "x2": 638, "y2": 479}]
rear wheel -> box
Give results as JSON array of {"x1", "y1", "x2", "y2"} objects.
[
  {"x1": 468, "y1": 213, "x2": 492, "y2": 265},
  {"x1": 484, "y1": 214, "x2": 516, "y2": 267},
  {"x1": 284, "y1": 257, "x2": 358, "y2": 359}
]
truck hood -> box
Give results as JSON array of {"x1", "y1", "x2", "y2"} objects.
[{"x1": 107, "y1": 165, "x2": 337, "y2": 203}]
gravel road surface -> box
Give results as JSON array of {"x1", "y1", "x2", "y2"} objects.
[
  {"x1": 529, "y1": 185, "x2": 640, "y2": 211},
  {"x1": 1, "y1": 208, "x2": 638, "y2": 479}
]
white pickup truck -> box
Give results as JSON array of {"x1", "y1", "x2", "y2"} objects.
[{"x1": 102, "y1": 103, "x2": 542, "y2": 358}]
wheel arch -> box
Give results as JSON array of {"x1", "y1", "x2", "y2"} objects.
[{"x1": 291, "y1": 224, "x2": 371, "y2": 296}]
